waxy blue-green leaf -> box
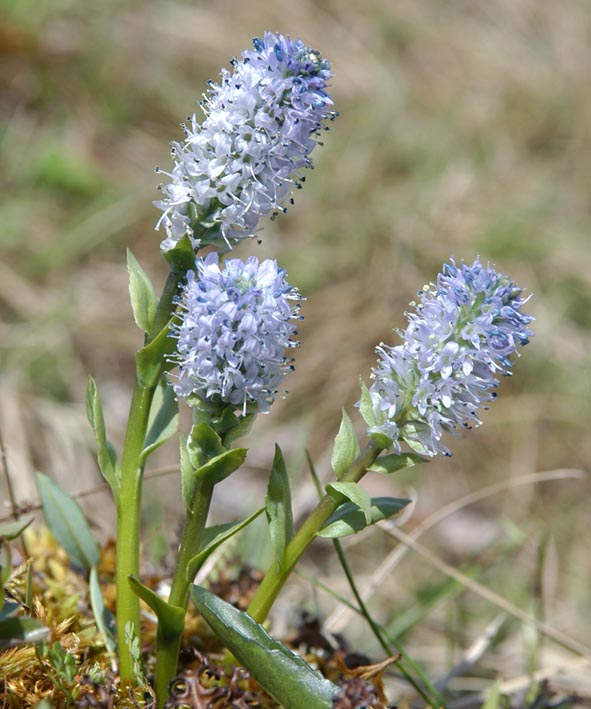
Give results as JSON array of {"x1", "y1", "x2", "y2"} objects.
[
  {"x1": 140, "y1": 378, "x2": 179, "y2": 464},
  {"x1": 191, "y1": 585, "x2": 337, "y2": 708},
  {"x1": 368, "y1": 452, "x2": 426, "y2": 475},
  {"x1": 318, "y1": 496, "x2": 412, "y2": 538},
  {"x1": 128, "y1": 575, "x2": 185, "y2": 645},
  {"x1": 331, "y1": 409, "x2": 360, "y2": 478},
  {"x1": 86, "y1": 376, "x2": 119, "y2": 496},
  {"x1": 185, "y1": 507, "x2": 264, "y2": 582},
  {"x1": 187, "y1": 423, "x2": 225, "y2": 470},
  {"x1": 0, "y1": 517, "x2": 33, "y2": 541},
  {"x1": 89, "y1": 567, "x2": 116, "y2": 653},
  {"x1": 127, "y1": 249, "x2": 158, "y2": 335},
  {"x1": 326, "y1": 481, "x2": 372, "y2": 525},
  {"x1": 0, "y1": 617, "x2": 50, "y2": 650},
  {"x1": 193, "y1": 448, "x2": 247, "y2": 486},
  {"x1": 266, "y1": 445, "x2": 294, "y2": 570},
  {"x1": 35, "y1": 472, "x2": 100, "y2": 572}
]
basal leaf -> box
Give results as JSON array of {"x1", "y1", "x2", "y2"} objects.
[
  {"x1": 317, "y1": 496, "x2": 412, "y2": 538},
  {"x1": 127, "y1": 249, "x2": 158, "y2": 334},
  {"x1": 326, "y1": 481, "x2": 372, "y2": 525},
  {"x1": 0, "y1": 517, "x2": 33, "y2": 541},
  {"x1": 140, "y1": 378, "x2": 179, "y2": 464},
  {"x1": 89, "y1": 567, "x2": 116, "y2": 653},
  {"x1": 191, "y1": 586, "x2": 337, "y2": 708},
  {"x1": 35, "y1": 472, "x2": 100, "y2": 572},
  {"x1": 0, "y1": 617, "x2": 50, "y2": 650},
  {"x1": 331, "y1": 409, "x2": 360, "y2": 478},
  {"x1": 185, "y1": 507, "x2": 264, "y2": 582},
  {"x1": 266, "y1": 445, "x2": 294, "y2": 570}
]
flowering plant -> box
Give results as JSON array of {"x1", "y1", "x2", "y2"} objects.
[{"x1": 29, "y1": 33, "x2": 532, "y2": 708}]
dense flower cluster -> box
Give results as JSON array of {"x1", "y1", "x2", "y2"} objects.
[
  {"x1": 363, "y1": 258, "x2": 534, "y2": 457},
  {"x1": 170, "y1": 253, "x2": 302, "y2": 413},
  {"x1": 155, "y1": 32, "x2": 335, "y2": 252}
]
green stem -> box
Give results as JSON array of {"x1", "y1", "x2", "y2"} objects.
[
  {"x1": 116, "y1": 380, "x2": 156, "y2": 683},
  {"x1": 247, "y1": 439, "x2": 383, "y2": 624},
  {"x1": 116, "y1": 268, "x2": 183, "y2": 683},
  {"x1": 154, "y1": 479, "x2": 215, "y2": 706}
]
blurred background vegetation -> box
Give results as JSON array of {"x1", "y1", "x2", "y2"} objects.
[{"x1": 0, "y1": 0, "x2": 589, "y2": 704}]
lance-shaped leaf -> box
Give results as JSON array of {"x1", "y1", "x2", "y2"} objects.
[
  {"x1": 191, "y1": 586, "x2": 337, "y2": 709},
  {"x1": 317, "y1": 496, "x2": 412, "y2": 538},
  {"x1": 368, "y1": 452, "x2": 426, "y2": 475},
  {"x1": 326, "y1": 481, "x2": 372, "y2": 525},
  {"x1": 127, "y1": 249, "x2": 158, "y2": 335},
  {"x1": 0, "y1": 517, "x2": 33, "y2": 541},
  {"x1": 193, "y1": 448, "x2": 247, "y2": 486},
  {"x1": 266, "y1": 445, "x2": 294, "y2": 570},
  {"x1": 0, "y1": 542, "x2": 11, "y2": 612},
  {"x1": 0, "y1": 617, "x2": 50, "y2": 650},
  {"x1": 331, "y1": 409, "x2": 360, "y2": 478},
  {"x1": 179, "y1": 433, "x2": 195, "y2": 511},
  {"x1": 86, "y1": 377, "x2": 119, "y2": 496},
  {"x1": 135, "y1": 320, "x2": 176, "y2": 387},
  {"x1": 358, "y1": 379, "x2": 378, "y2": 429},
  {"x1": 140, "y1": 378, "x2": 179, "y2": 464},
  {"x1": 89, "y1": 567, "x2": 116, "y2": 653},
  {"x1": 185, "y1": 507, "x2": 264, "y2": 582},
  {"x1": 36, "y1": 472, "x2": 100, "y2": 572},
  {"x1": 128, "y1": 576, "x2": 185, "y2": 645}
]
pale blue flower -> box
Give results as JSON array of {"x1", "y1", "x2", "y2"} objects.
[
  {"x1": 155, "y1": 32, "x2": 335, "y2": 252},
  {"x1": 170, "y1": 253, "x2": 302, "y2": 413},
  {"x1": 362, "y1": 258, "x2": 533, "y2": 457}
]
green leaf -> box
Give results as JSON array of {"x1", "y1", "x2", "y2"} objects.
[
  {"x1": 135, "y1": 320, "x2": 176, "y2": 387},
  {"x1": 318, "y1": 496, "x2": 412, "y2": 538},
  {"x1": 89, "y1": 567, "x2": 116, "y2": 653},
  {"x1": 140, "y1": 378, "x2": 179, "y2": 464},
  {"x1": 358, "y1": 380, "x2": 378, "y2": 428},
  {"x1": 193, "y1": 448, "x2": 247, "y2": 486},
  {"x1": 0, "y1": 617, "x2": 50, "y2": 649},
  {"x1": 187, "y1": 423, "x2": 225, "y2": 469},
  {"x1": 35, "y1": 472, "x2": 100, "y2": 572},
  {"x1": 266, "y1": 445, "x2": 294, "y2": 570},
  {"x1": 128, "y1": 576, "x2": 185, "y2": 645},
  {"x1": 482, "y1": 679, "x2": 503, "y2": 709},
  {"x1": 179, "y1": 433, "x2": 195, "y2": 511},
  {"x1": 0, "y1": 517, "x2": 33, "y2": 541},
  {"x1": 326, "y1": 481, "x2": 372, "y2": 525},
  {"x1": 217, "y1": 409, "x2": 256, "y2": 446},
  {"x1": 127, "y1": 249, "x2": 157, "y2": 334},
  {"x1": 368, "y1": 452, "x2": 426, "y2": 474},
  {"x1": 331, "y1": 409, "x2": 360, "y2": 478},
  {"x1": 0, "y1": 542, "x2": 11, "y2": 604},
  {"x1": 163, "y1": 234, "x2": 196, "y2": 272},
  {"x1": 190, "y1": 586, "x2": 337, "y2": 708},
  {"x1": 86, "y1": 377, "x2": 119, "y2": 496},
  {"x1": 185, "y1": 507, "x2": 264, "y2": 582}
]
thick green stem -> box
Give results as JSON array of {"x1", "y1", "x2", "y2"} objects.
[
  {"x1": 116, "y1": 380, "x2": 156, "y2": 683},
  {"x1": 246, "y1": 439, "x2": 384, "y2": 624},
  {"x1": 154, "y1": 479, "x2": 215, "y2": 706}
]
